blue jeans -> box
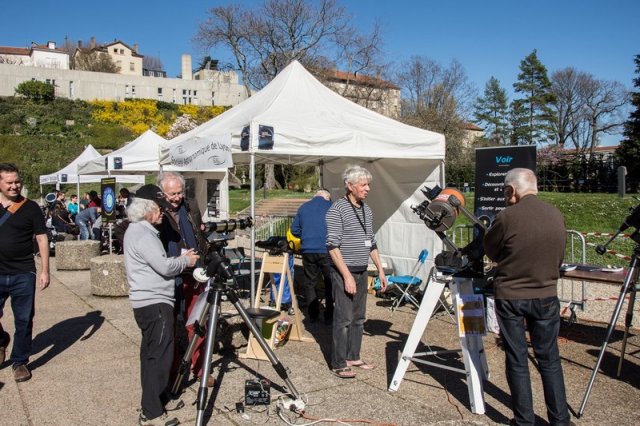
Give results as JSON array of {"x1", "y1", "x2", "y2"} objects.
[
  {"x1": 496, "y1": 297, "x2": 570, "y2": 426},
  {"x1": 330, "y1": 269, "x2": 368, "y2": 369},
  {"x1": 0, "y1": 272, "x2": 36, "y2": 367},
  {"x1": 77, "y1": 220, "x2": 91, "y2": 240}
]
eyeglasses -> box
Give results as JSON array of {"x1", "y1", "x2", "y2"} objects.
[{"x1": 164, "y1": 191, "x2": 183, "y2": 197}]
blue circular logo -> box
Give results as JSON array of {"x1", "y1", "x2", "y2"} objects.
[{"x1": 103, "y1": 187, "x2": 115, "y2": 214}]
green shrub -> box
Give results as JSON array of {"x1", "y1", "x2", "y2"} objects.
[{"x1": 15, "y1": 80, "x2": 55, "y2": 102}]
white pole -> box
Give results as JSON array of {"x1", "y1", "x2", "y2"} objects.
[{"x1": 249, "y1": 122, "x2": 256, "y2": 306}]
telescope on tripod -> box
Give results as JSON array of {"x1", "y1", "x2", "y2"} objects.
[
  {"x1": 579, "y1": 202, "x2": 640, "y2": 418},
  {"x1": 171, "y1": 250, "x2": 302, "y2": 426}
]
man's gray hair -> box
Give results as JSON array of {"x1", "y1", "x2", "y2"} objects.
[
  {"x1": 504, "y1": 168, "x2": 538, "y2": 194},
  {"x1": 157, "y1": 171, "x2": 185, "y2": 191},
  {"x1": 127, "y1": 198, "x2": 159, "y2": 223},
  {"x1": 342, "y1": 165, "x2": 372, "y2": 187}
]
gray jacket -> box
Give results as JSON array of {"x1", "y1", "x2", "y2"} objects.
[{"x1": 124, "y1": 220, "x2": 189, "y2": 309}]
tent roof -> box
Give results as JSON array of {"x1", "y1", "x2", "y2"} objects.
[
  {"x1": 39, "y1": 144, "x2": 144, "y2": 185},
  {"x1": 161, "y1": 60, "x2": 444, "y2": 168},
  {"x1": 78, "y1": 130, "x2": 170, "y2": 175}
]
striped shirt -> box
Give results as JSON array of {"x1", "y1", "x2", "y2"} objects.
[{"x1": 326, "y1": 197, "x2": 377, "y2": 272}]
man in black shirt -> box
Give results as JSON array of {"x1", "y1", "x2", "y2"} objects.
[{"x1": 0, "y1": 163, "x2": 50, "y2": 382}]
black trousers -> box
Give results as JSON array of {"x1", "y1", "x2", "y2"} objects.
[
  {"x1": 302, "y1": 252, "x2": 333, "y2": 309},
  {"x1": 133, "y1": 303, "x2": 174, "y2": 419}
]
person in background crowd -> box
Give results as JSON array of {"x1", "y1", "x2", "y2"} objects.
[
  {"x1": 291, "y1": 189, "x2": 333, "y2": 323},
  {"x1": 67, "y1": 194, "x2": 79, "y2": 221},
  {"x1": 484, "y1": 168, "x2": 571, "y2": 426},
  {"x1": 0, "y1": 163, "x2": 50, "y2": 383},
  {"x1": 87, "y1": 190, "x2": 101, "y2": 208},
  {"x1": 120, "y1": 188, "x2": 133, "y2": 208},
  {"x1": 157, "y1": 172, "x2": 214, "y2": 388},
  {"x1": 123, "y1": 184, "x2": 199, "y2": 426},
  {"x1": 79, "y1": 192, "x2": 90, "y2": 211},
  {"x1": 326, "y1": 165, "x2": 387, "y2": 379},
  {"x1": 75, "y1": 206, "x2": 100, "y2": 240}
]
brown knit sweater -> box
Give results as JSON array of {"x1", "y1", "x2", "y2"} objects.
[{"x1": 483, "y1": 195, "x2": 566, "y2": 300}]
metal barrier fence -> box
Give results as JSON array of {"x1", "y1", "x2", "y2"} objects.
[
  {"x1": 252, "y1": 215, "x2": 295, "y2": 241},
  {"x1": 446, "y1": 225, "x2": 587, "y2": 311}
]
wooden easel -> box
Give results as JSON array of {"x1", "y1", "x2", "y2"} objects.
[
  {"x1": 388, "y1": 275, "x2": 489, "y2": 414},
  {"x1": 240, "y1": 251, "x2": 312, "y2": 360}
]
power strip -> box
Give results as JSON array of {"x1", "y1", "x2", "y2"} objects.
[{"x1": 278, "y1": 396, "x2": 306, "y2": 413}]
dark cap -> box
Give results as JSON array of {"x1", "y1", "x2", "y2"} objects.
[{"x1": 135, "y1": 184, "x2": 171, "y2": 210}]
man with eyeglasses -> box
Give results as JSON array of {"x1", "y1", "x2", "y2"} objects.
[{"x1": 156, "y1": 172, "x2": 215, "y2": 388}]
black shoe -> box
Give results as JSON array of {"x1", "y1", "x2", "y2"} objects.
[{"x1": 308, "y1": 299, "x2": 320, "y2": 321}]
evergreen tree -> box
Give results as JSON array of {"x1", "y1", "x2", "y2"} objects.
[
  {"x1": 615, "y1": 54, "x2": 640, "y2": 191},
  {"x1": 474, "y1": 76, "x2": 509, "y2": 144},
  {"x1": 508, "y1": 99, "x2": 529, "y2": 145},
  {"x1": 512, "y1": 50, "x2": 556, "y2": 144}
]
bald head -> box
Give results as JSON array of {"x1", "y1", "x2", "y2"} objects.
[
  {"x1": 315, "y1": 189, "x2": 330, "y2": 201},
  {"x1": 503, "y1": 168, "x2": 538, "y2": 205}
]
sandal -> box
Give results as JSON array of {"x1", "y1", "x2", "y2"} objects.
[
  {"x1": 346, "y1": 360, "x2": 375, "y2": 370},
  {"x1": 332, "y1": 367, "x2": 356, "y2": 378}
]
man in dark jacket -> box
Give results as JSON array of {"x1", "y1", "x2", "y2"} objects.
[
  {"x1": 484, "y1": 168, "x2": 571, "y2": 426},
  {"x1": 157, "y1": 172, "x2": 214, "y2": 387},
  {"x1": 291, "y1": 189, "x2": 333, "y2": 323}
]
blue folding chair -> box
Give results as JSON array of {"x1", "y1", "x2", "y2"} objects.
[{"x1": 387, "y1": 249, "x2": 429, "y2": 313}]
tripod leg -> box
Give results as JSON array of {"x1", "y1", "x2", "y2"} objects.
[
  {"x1": 227, "y1": 288, "x2": 301, "y2": 400},
  {"x1": 195, "y1": 289, "x2": 222, "y2": 426},
  {"x1": 171, "y1": 300, "x2": 211, "y2": 396},
  {"x1": 616, "y1": 277, "x2": 637, "y2": 378},
  {"x1": 578, "y1": 258, "x2": 638, "y2": 418}
]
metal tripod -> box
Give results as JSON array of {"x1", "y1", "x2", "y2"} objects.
[
  {"x1": 578, "y1": 243, "x2": 640, "y2": 417},
  {"x1": 171, "y1": 271, "x2": 301, "y2": 426}
]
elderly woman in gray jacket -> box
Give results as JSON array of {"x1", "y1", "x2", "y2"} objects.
[{"x1": 123, "y1": 184, "x2": 199, "y2": 426}]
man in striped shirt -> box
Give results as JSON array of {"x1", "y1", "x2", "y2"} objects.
[{"x1": 326, "y1": 165, "x2": 387, "y2": 379}]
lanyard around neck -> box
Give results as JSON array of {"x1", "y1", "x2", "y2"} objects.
[{"x1": 346, "y1": 196, "x2": 366, "y2": 233}]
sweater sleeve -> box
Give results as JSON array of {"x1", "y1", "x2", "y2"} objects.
[
  {"x1": 483, "y1": 213, "x2": 505, "y2": 262},
  {"x1": 325, "y1": 206, "x2": 343, "y2": 249},
  {"x1": 137, "y1": 229, "x2": 188, "y2": 277}
]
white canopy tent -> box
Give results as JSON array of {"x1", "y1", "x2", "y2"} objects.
[
  {"x1": 160, "y1": 60, "x2": 446, "y2": 300},
  {"x1": 78, "y1": 130, "x2": 231, "y2": 219},
  {"x1": 39, "y1": 144, "x2": 144, "y2": 201}
]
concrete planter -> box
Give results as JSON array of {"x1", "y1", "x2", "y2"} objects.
[
  {"x1": 90, "y1": 254, "x2": 129, "y2": 297},
  {"x1": 55, "y1": 240, "x2": 100, "y2": 270}
]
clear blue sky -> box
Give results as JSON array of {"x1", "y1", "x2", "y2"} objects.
[{"x1": 2, "y1": 0, "x2": 638, "y2": 144}]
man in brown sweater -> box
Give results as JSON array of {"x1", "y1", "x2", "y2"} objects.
[{"x1": 484, "y1": 168, "x2": 571, "y2": 426}]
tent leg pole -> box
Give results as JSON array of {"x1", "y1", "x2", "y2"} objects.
[{"x1": 250, "y1": 150, "x2": 256, "y2": 307}]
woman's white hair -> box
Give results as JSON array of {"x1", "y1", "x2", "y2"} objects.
[
  {"x1": 342, "y1": 165, "x2": 372, "y2": 188},
  {"x1": 127, "y1": 198, "x2": 159, "y2": 223}
]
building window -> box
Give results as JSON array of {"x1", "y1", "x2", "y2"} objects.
[
  {"x1": 172, "y1": 88, "x2": 176, "y2": 104},
  {"x1": 125, "y1": 84, "x2": 130, "y2": 98},
  {"x1": 157, "y1": 87, "x2": 163, "y2": 100},
  {"x1": 69, "y1": 81, "x2": 74, "y2": 98},
  {"x1": 120, "y1": 49, "x2": 124, "y2": 54},
  {"x1": 131, "y1": 85, "x2": 136, "y2": 97},
  {"x1": 129, "y1": 62, "x2": 134, "y2": 71},
  {"x1": 116, "y1": 60, "x2": 122, "y2": 69},
  {"x1": 211, "y1": 91, "x2": 215, "y2": 106},
  {"x1": 113, "y1": 48, "x2": 118, "y2": 54}
]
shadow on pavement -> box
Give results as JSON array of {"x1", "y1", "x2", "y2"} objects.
[{"x1": 29, "y1": 310, "x2": 105, "y2": 370}]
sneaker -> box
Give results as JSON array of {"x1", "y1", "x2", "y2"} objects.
[
  {"x1": 0, "y1": 330, "x2": 9, "y2": 365},
  {"x1": 13, "y1": 364, "x2": 32, "y2": 382},
  {"x1": 138, "y1": 411, "x2": 179, "y2": 426},
  {"x1": 164, "y1": 398, "x2": 184, "y2": 411}
]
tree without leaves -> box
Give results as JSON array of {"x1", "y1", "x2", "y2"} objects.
[
  {"x1": 397, "y1": 56, "x2": 476, "y2": 165},
  {"x1": 512, "y1": 49, "x2": 556, "y2": 145},
  {"x1": 74, "y1": 51, "x2": 120, "y2": 73},
  {"x1": 143, "y1": 55, "x2": 164, "y2": 71},
  {"x1": 195, "y1": 0, "x2": 385, "y2": 189},
  {"x1": 474, "y1": 76, "x2": 509, "y2": 145},
  {"x1": 616, "y1": 54, "x2": 640, "y2": 191}
]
